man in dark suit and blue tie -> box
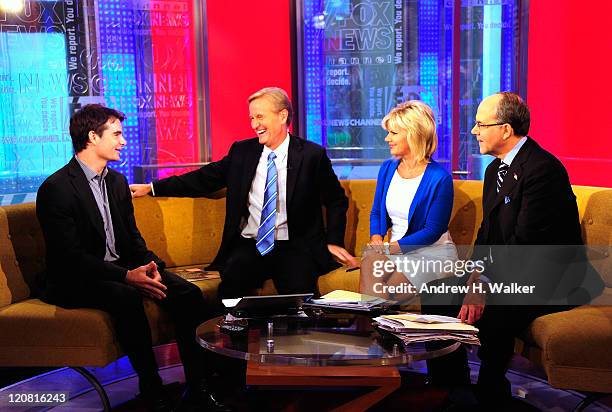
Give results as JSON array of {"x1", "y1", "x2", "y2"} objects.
[
  {"x1": 130, "y1": 87, "x2": 357, "y2": 299},
  {"x1": 425, "y1": 92, "x2": 602, "y2": 409}
]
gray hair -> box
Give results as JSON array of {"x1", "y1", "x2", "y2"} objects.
[
  {"x1": 248, "y1": 87, "x2": 293, "y2": 126},
  {"x1": 496, "y1": 92, "x2": 530, "y2": 136}
]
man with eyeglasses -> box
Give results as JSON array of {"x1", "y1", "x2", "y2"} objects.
[{"x1": 424, "y1": 92, "x2": 602, "y2": 409}]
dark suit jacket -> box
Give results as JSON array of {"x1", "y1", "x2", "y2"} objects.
[
  {"x1": 37, "y1": 157, "x2": 164, "y2": 294},
  {"x1": 476, "y1": 137, "x2": 582, "y2": 247},
  {"x1": 473, "y1": 137, "x2": 603, "y2": 304},
  {"x1": 153, "y1": 134, "x2": 348, "y2": 274}
]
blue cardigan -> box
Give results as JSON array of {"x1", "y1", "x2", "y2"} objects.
[{"x1": 370, "y1": 159, "x2": 454, "y2": 252}]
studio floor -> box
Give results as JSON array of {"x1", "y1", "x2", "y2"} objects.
[{"x1": 0, "y1": 343, "x2": 610, "y2": 412}]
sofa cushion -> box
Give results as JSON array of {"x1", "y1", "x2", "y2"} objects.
[
  {"x1": 0, "y1": 208, "x2": 31, "y2": 307},
  {"x1": 3, "y1": 203, "x2": 47, "y2": 296},
  {"x1": 575, "y1": 186, "x2": 612, "y2": 289},
  {"x1": 318, "y1": 267, "x2": 360, "y2": 296},
  {"x1": 133, "y1": 196, "x2": 227, "y2": 268},
  {"x1": 0, "y1": 298, "x2": 116, "y2": 347},
  {"x1": 340, "y1": 180, "x2": 376, "y2": 256},
  {"x1": 524, "y1": 305, "x2": 612, "y2": 390},
  {"x1": 0, "y1": 272, "x2": 222, "y2": 368},
  {"x1": 448, "y1": 180, "x2": 484, "y2": 258},
  {"x1": 0, "y1": 298, "x2": 120, "y2": 366}
]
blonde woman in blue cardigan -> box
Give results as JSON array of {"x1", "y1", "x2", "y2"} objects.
[{"x1": 360, "y1": 101, "x2": 458, "y2": 302}]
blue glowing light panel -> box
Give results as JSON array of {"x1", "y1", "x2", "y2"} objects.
[
  {"x1": 458, "y1": 1, "x2": 521, "y2": 179},
  {"x1": 300, "y1": 0, "x2": 453, "y2": 168},
  {"x1": 0, "y1": 0, "x2": 201, "y2": 203},
  {"x1": 0, "y1": 33, "x2": 70, "y2": 196},
  {"x1": 97, "y1": 0, "x2": 139, "y2": 181},
  {"x1": 300, "y1": 0, "x2": 522, "y2": 179}
]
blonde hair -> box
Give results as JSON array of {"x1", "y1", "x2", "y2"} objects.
[
  {"x1": 248, "y1": 87, "x2": 293, "y2": 126},
  {"x1": 382, "y1": 100, "x2": 438, "y2": 162}
]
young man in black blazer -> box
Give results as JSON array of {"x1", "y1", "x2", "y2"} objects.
[
  {"x1": 36, "y1": 105, "x2": 229, "y2": 412},
  {"x1": 131, "y1": 87, "x2": 357, "y2": 299}
]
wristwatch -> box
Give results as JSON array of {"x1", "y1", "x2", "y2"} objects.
[{"x1": 383, "y1": 242, "x2": 390, "y2": 255}]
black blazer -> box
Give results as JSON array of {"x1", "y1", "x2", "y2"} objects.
[
  {"x1": 473, "y1": 137, "x2": 602, "y2": 304},
  {"x1": 37, "y1": 157, "x2": 163, "y2": 293},
  {"x1": 153, "y1": 134, "x2": 348, "y2": 274},
  {"x1": 475, "y1": 137, "x2": 582, "y2": 247}
]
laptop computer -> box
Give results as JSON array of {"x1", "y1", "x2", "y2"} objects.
[{"x1": 229, "y1": 293, "x2": 313, "y2": 318}]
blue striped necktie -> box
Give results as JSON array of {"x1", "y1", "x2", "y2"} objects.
[
  {"x1": 497, "y1": 161, "x2": 509, "y2": 193},
  {"x1": 256, "y1": 152, "x2": 278, "y2": 255}
]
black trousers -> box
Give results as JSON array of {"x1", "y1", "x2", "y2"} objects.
[
  {"x1": 421, "y1": 277, "x2": 569, "y2": 400},
  {"x1": 44, "y1": 271, "x2": 209, "y2": 391},
  {"x1": 218, "y1": 236, "x2": 319, "y2": 299}
]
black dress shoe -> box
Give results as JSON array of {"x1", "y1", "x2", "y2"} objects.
[{"x1": 175, "y1": 381, "x2": 232, "y2": 412}]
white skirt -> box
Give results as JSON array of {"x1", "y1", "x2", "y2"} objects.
[{"x1": 387, "y1": 236, "x2": 458, "y2": 290}]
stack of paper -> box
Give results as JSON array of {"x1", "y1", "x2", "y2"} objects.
[
  {"x1": 389, "y1": 331, "x2": 480, "y2": 346},
  {"x1": 373, "y1": 313, "x2": 480, "y2": 346},
  {"x1": 169, "y1": 267, "x2": 220, "y2": 282},
  {"x1": 306, "y1": 290, "x2": 392, "y2": 311}
]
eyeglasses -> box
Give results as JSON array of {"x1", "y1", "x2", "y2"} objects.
[{"x1": 473, "y1": 121, "x2": 506, "y2": 131}]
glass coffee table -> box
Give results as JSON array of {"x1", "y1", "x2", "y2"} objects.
[{"x1": 196, "y1": 312, "x2": 459, "y2": 411}]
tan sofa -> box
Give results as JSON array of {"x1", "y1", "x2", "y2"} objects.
[{"x1": 0, "y1": 180, "x2": 610, "y2": 410}]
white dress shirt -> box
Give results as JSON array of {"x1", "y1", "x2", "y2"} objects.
[
  {"x1": 386, "y1": 170, "x2": 454, "y2": 245},
  {"x1": 386, "y1": 170, "x2": 423, "y2": 242},
  {"x1": 241, "y1": 134, "x2": 290, "y2": 240},
  {"x1": 502, "y1": 136, "x2": 528, "y2": 166}
]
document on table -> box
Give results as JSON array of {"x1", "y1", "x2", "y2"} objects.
[
  {"x1": 374, "y1": 316, "x2": 478, "y2": 333},
  {"x1": 318, "y1": 290, "x2": 382, "y2": 302},
  {"x1": 383, "y1": 313, "x2": 462, "y2": 324},
  {"x1": 374, "y1": 312, "x2": 480, "y2": 346},
  {"x1": 306, "y1": 289, "x2": 393, "y2": 311}
]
